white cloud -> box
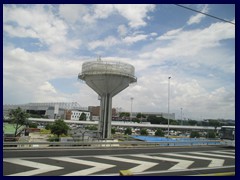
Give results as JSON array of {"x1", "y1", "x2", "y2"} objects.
[
  {"x1": 38, "y1": 81, "x2": 57, "y2": 94},
  {"x1": 123, "y1": 34, "x2": 148, "y2": 45},
  {"x1": 114, "y1": 4, "x2": 156, "y2": 28},
  {"x1": 88, "y1": 36, "x2": 119, "y2": 50},
  {"x1": 3, "y1": 5, "x2": 81, "y2": 54},
  {"x1": 143, "y1": 21, "x2": 235, "y2": 60},
  {"x1": 118, "y1": 24, "x2": 128, "y2": 37},
  {"x1": 157, "y1": 28, "x2": 182, "y2": 40},
  {"x1": 59, "y1": 4, "x2": 88, "y2": 23},
  {"x1": 187, "y1": 4, "x2": 209, "y2": 25}
]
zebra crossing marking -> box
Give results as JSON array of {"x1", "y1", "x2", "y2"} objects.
[
  {"x1": 95, "y1": 155, "x2": 158, "y2": 173},
  {"x1": 4, "y1": 150, "x2": 233, "y2": 176},
  {"x1": 211, "y1": 151, "x2": 235, "y2": 155},
  {"x1": 164, "y1": 153, "x2": 225, "y2": 167},
  {"x1": 131, "y1": 154, "x2": 194, "y2": 170},
  {"x1": 189, "y1": 152, "x2": 234, "y2": 159},
  {"x1": 50, "y1": 157, "x2": 115, "y2": 176},
  {"x1": 4, "y1": 158, "x2": 63, "y2": 176}
]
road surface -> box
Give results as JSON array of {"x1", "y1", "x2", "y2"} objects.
[{"x1": 3, "y1": 146, "x2": 235, "y2": 176}]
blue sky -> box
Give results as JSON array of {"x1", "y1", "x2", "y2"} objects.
[{"x1": 3, "y1": 4, "x2": 235, "y2": 120}]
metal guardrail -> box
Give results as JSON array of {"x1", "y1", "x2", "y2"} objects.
[{"x1": 3, "y1": 139, "x2": 221, "y2": 149}]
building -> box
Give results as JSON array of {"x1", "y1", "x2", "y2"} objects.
[
  {"x1": 67, "y1": 110, "x2": 91, "y2": 121},
  {"x1": 3, "y1": 102, "x2": 89, "y2": 120}
]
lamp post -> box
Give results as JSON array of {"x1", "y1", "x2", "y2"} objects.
[
  {"x1": 181, "y1": 107, "x2": 183, "y2": 125},
  {"x1": 167, "y1": 77, "x2": 171, "y2": 138},
  {"x1": 130, "y1": 97, "x2": 134, "y2": 122}
]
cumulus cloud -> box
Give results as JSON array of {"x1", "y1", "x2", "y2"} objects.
[
  {"x1": 59, "y1": 4, "x2": 88, "y2": 23},
  {"x1": 3, "y1": 5, "x2": 81, "y2": 54},
  {"x1": 88, "y1": 36, "x2": 120, "y2": 50},
  {"x1": 143, "y1": 21, "x2": 235, "y2": 60},
  {"x1": 123, "y1": 34, "x2": 148, "y2": 45},
  {"x1": 187, "y1": 4, "x2": 209, "y2": 25},
  {"x1": 118, "y1": 24, "x2": 128, "y2": 37},
  {"x1": 114, "y1": 4, "x2": 155, "y2": 28}
]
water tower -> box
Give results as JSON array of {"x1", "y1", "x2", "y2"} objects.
[{"x1": 78, "y1": 58, "x2": 137, "y2": 138}]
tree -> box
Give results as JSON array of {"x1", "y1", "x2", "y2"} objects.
[
  {"x1": 206, "y1": 131, "x2": 216, "y2": 138},
  {"x1": 45, "y1": 123, "x2": 53, "y2": 130},
  {"x1": 111, "y1": 128, "x2": 116, "y2": 134},
  {"x1": 140, "y1": 128, "x2": 148, "y2": 136},
  {"x1": 190, "y1": 131, "x2": 200, "y2": 138},
  {"x1": 188, "y1": 120, "x2": 198, "y2": 126},
  {"x1": 124, "y1": 127, "x2": 132, "y2": 135},
  {"x1": 50, "y1": 119, "x2": 69, "y2": 138},
  {"x1": 147, "y1": 115, "x2": 159, "y2": 124},
  {"x1": 79, "y1": 112, "x2": 87, "y2": 121},
  {"x1": 8, "y1": 107, "x2": 29, "y2": 137},
  {"x1": 208, "y1": 120, "x2": 220, "y2": 130},
  {"x1": 155, "y1": 129, "x2": 164, "y2": 137},
  {"x1": 29, "y1": 122, "x2": 38, "y2": 128}
]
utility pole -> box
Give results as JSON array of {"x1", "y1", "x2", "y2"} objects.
[
  {"x1": 181, "y1": 107, "x2": 183, "y2": 125},
  {"x1": 130, "y1": 97, "x2": 134, "y2": 122},
  {"x1": 167, "y1": 77, "x2": 171, "y2": 138}
]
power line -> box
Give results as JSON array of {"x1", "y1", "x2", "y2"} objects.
[{"x1": 174, "y1": 4, "x2": 235, "y2": 25}]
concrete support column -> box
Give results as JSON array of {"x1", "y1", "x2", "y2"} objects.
[{"x1": 99, "y1": 94, "x2": 112, "y2": 139}]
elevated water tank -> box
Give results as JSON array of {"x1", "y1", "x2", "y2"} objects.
[{"x1": 78, "y1": 59, "x2": 137, "y2": 138}]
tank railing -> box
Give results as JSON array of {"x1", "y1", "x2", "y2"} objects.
[
  {"x1": 81, "y1": 61, "x2": 135, "y2": 77},
  {"x1": 79, "y1": 71, "x2": 137, "y2": 81}
]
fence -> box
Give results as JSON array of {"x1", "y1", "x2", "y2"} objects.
[{"x1": 3, "y1": 139, "x2": 221, "y2": 150}]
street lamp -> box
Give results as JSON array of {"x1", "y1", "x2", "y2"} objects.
[
  {"x1": 167, "y1": 77, "x2": 171, "y2": 138},
  {"x1": 130, "y1": 97, "x2": 134, "y2": 122},
  {"x1": 181, "y1": 107, "x2": 183, "y2": 125}
]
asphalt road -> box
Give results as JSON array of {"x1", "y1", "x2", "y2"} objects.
[{"x1": 3, "y1": 146, "x2": 235, "y2": 176}]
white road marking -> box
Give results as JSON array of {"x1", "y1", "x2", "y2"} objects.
[
  {"x1": 4, "y1": 158, "x2": 63, "y2": 176},
  {"x1": 211, "y1": 151, "x2": 235, "y2": 155},
  {"x1": 132, "y1": 154, "x2": 194, "y2": 170},
  {"x1": 95, "y1": 155, "x2": 158, "y2": 173},
  {"x1": 164, "y1": 153, "x2": 225, "y2": 167},
  {"x1": 190, "y1": 152, "x2": 235, "y2": 159},
  {"x1": 51, "y1": 157, "x2": 115, "y2": 176}
]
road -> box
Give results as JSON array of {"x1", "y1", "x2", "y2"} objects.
[{"x1": 3, "y1": 146, "x2": 235, "y2": 176}]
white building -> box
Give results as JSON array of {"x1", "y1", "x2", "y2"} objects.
[{"x1": 70, "y1": 110, "x2": 91, "y2": 121}]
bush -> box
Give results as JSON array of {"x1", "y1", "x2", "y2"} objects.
[
  {"x1": 48, "y1": 136, "x2": 60, "y2": 142},
  {"x1": 124, "y1": 127, "x2": 132, "y2": 135},
  {"x1": 140, "y1": 129, "x2": 148, "y2": 136},
  {"x1": 111, "y1": 128, "x2": 116, "y2": 134},
  {"x1": 155, "y1": 129, "x2": 164, "y2": 137},
  {"x1": 190, "y1": 131, "x2": 200, "y2": 138},
  {"x1": 40, "y1": 129, "x2": 51, "y2": 134},
  {"x1": 206, "y1": 131, "x2": 216, "y2": 138}
]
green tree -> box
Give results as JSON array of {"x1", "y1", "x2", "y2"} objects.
[
  {"x1": 147, "y1": 115, "x2": 160, "y2": 124},
  {"x1": 190, "y1": 131, "x2": 200, "y2": 138},
  {"x1": 208, "y1": 120, "x2": 220, "y2": 130},
  {"x1": 79, "y1": 112, "x2": 87, "y2": 120},
  {"x1": 85, "y1": 125, "x2": 97, "y2": 130},
  {"x1": 111, "y1": 128, "x2": 116, "y2": 134},
  {"x1": 8, "y1": 107, "x2": 29, "y2": 137},
  {"x1": 140, "y1": 128, "x2": 148, "y2": 136},
  {"x1": 170, "y1": 120, "x2": 179, "y2": 125},
  {"x1": 28, "y1": 122, "x2": 38, "y2": 128},
  {"x1": 119, "y1": 112, "x2": 130, "y2": 118},
  {"x1": 124, "y1": 127, "x2": 132, "y2": 135},
  {"x1": 188, "y1": 120, "x2": 198, "y2": 126},
  {"x1": 206, "y1": 131, "x2": 216, "y2": 138},
  {"x1": 50, "y1": 119, "x2": 69, "y2": 137},
  {"x1": 45, "y1": 123, "x2": 52, "y2": 130},
  {"x1": 155, "y1": 128, "x2": 164, "y2": 137},
  {"x1": 132, "y1": 118, "x2": 140, "y2": 123}
]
